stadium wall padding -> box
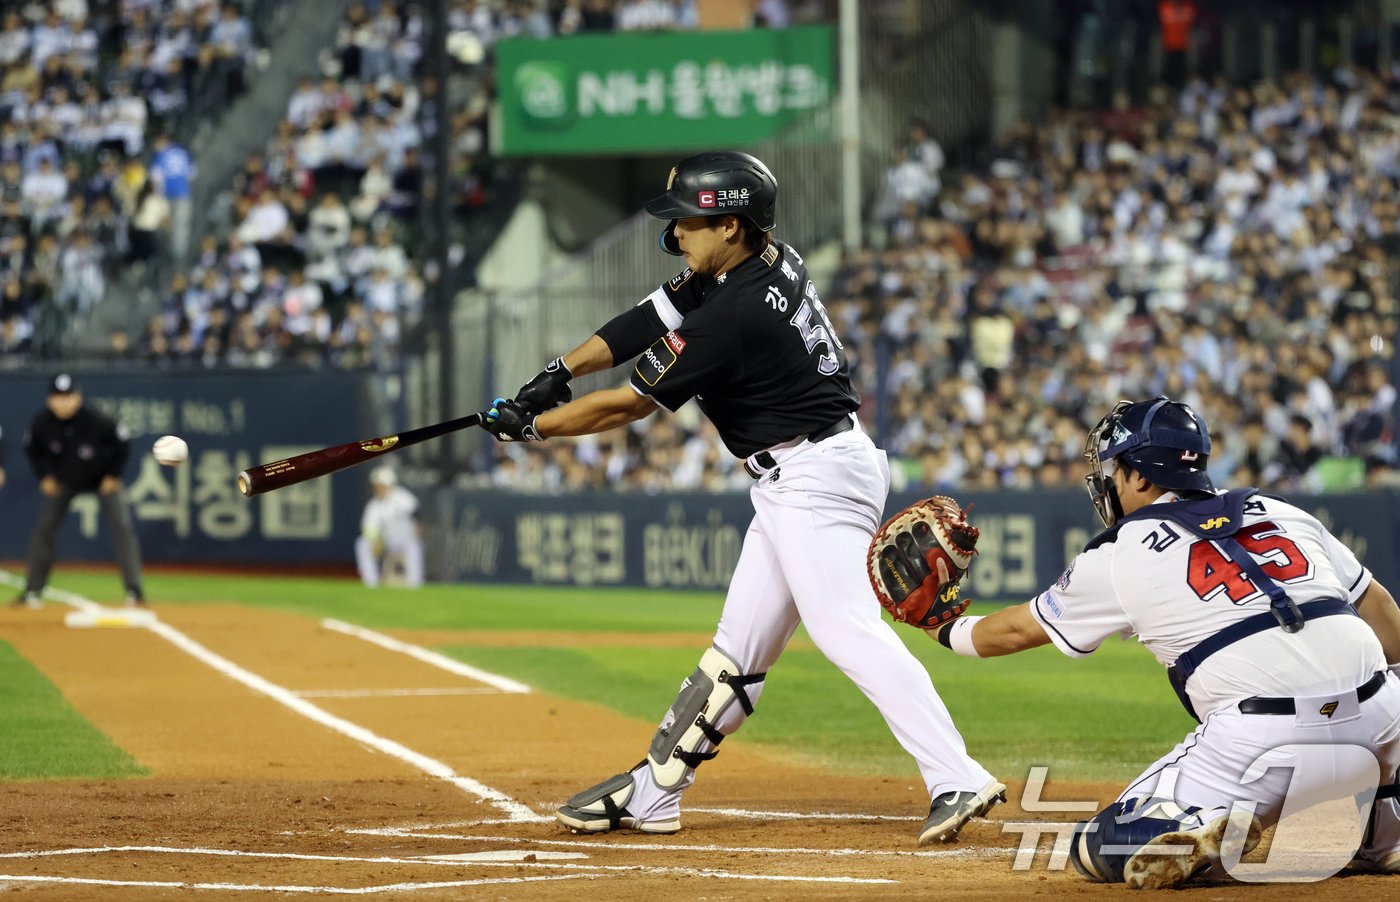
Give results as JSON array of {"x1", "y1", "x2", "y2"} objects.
[
  {"x1": 432, "y1": 487, "x2": 1400, "y2": 595},
  {"x1": 0, "y1": 371, "x2": 368, "y2": 565}
]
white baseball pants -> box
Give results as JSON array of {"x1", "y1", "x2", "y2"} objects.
[
  {"x1": 355, "y1": 534, "x2": 424, "y2": 588},
  {"x1": 1117, "y1": 671, "x2": 1400, "y2": 873},
  {"x1": 629, "y1": 423, "x2": 994, "y2": 819}
]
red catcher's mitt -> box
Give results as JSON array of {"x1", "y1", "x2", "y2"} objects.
[{"x1": 867, "y1": 496, "x2": 979, "y2": 629}]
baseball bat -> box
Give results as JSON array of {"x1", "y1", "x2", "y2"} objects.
[{"x1": 237, "y1": 411, "x2": 486, "y2": 497}]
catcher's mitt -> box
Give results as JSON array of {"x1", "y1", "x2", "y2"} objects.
[{"x1": 867, "y1": 495, "x2": 979, "y2": 629}]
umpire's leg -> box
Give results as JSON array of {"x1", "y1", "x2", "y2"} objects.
[
  {"x1": 24, "y1": 485, "x2": 78, "y2": 595},
  {"x1": 99, "y1": 489, "x2": 145, "y2": 597}
]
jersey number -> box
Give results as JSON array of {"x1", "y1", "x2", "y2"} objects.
[
  {"x1": 1185, "y1": 521, "x2": 1313, "y2": 605},
  {"x1": 789, "y1": 281, "x2": 843, "y2": 376}
]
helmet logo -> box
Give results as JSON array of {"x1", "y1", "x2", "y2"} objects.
[
  {"x1": 1181, "y1": 450, "x2": 1199, "y2": 461},
  {"x1": 666, "y1": 166, "x2": 678, "y2": 189},
  {"x1": 698, "y1": 190, "x2": 716, "y2": 208},
  {"x1": 1111, "y1": 423, "x2": 1131, "y2": 445},
  {"x1": 716, "y1": 187, "x2": 751, "y2": 207},
  {"x1": 1199, "y1": 516, "x2": 1230, "y2": 529}
]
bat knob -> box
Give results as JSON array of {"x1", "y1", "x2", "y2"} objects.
[{"x1": 237, "y1": 472, "x2": 251, "y2": 496}]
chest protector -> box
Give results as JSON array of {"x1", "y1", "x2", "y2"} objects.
[{"x1": 1085, "y1": 488, "x2": 1357, "y2": 721}]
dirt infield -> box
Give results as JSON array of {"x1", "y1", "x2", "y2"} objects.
[{"x1": 0, "y1": 602, "x2": 1395, "y2": 900}]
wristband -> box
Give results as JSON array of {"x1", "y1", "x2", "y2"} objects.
[{"x1": 946, "y1": 616, "x2": 984, "y2": 658}]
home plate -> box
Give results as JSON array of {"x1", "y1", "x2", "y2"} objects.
[
  {"x1": 419, "y1": 850, "x2": 589, "y2": 862},
  {"x1": 64, "y1": 610, "x2": 158, "y2": 628}
]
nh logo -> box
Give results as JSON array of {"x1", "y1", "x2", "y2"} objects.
[{"x1": 1199, "y1": 516, "x2": 1231, "y2": 529}]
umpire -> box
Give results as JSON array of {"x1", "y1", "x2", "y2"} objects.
[{"x1": 13, "y1": 374, "x2": 145, "y2": 609}]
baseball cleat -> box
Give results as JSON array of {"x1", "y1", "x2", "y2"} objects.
[
  {"x1": 1123, "y1": 808, "x2": 1262, "y2": 890},
  {"x1": 10, "y1": 593, "x2": 42, "y2": 610},
  {"x1": 556, "y1": 769, "x2": 681, "y2": 835},
  {"x1": 1349, "y1": 849, "x2": 1400, "y2": 874},
  {"x1": 918, "y1": 778, "x2": 1007, "y2": 844}
]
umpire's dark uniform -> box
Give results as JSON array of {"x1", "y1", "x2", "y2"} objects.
[{"x1": 20, "y1": 374, "x2": 144, "y2": 605}]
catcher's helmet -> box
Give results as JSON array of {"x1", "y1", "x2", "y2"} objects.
[
  {"x1": 645, "y1": 151, "x2": 777, "y2": 255},
  {"x1": 1084, "y1": 396, "x2": 1214, "y2": 527}
]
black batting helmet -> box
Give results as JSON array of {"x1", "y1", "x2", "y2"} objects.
[
  {"x1": 1084, "y1": 396, "x2": 1214, "y2": 526},
  {"x1": 644, "y1": 151, "x2": 777, "y2": 256}
]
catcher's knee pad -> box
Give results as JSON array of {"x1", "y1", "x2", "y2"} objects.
[
  {"x1": 1070, "y1": 800, "x2": 1192, "y2": 884},
  {"x1": 648, "y1": 646, "x2": 765, "y2": 790}
]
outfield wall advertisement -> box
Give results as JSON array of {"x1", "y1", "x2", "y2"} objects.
[
  {"x1": 0, "y1": 372, "x2": 367, "y2": 565},
  {"x1": 495, "y1": 26, "x2": 833, "y2": 155},
  {"x1": 432, "y1": 488, "x2": 1400, "y2": 595}
]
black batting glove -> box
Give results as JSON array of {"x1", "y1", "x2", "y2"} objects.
[
  {"x1": 485, "y1": 397, "x2": 545, "y2": 443},
  {"x1": 514, "y1": 357, "x2": 573, "y2": 414}
]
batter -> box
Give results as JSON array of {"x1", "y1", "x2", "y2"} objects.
[
  {"x1": 483, "y1": 151, "x2": 1003, "y2": 844},
  {"x1": 935, "y1": 397, "x2": 1400, "y2": 887}
]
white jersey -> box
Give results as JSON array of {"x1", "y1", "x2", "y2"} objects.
[
  {"x1": 361, "y1": 486, "x2": 419, "y2": 541},
  {"x1": 1030, "y1": 491, "x2": 1386, "y2": 719}
]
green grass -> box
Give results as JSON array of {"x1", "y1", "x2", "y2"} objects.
[
  {"x1": 22, "y1": 570, "x2": 1197, "y2": 782},
  {"x1": 0, "y1": 640, "x2": 146, "y2": 780}
]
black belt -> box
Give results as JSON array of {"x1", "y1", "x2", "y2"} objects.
[
  {"x1": 748, "y1": 417, "x2": 854, "y2": 473},
  {"x1": 1237, "y1": 671, "x2": 1386, "y2": 715}
]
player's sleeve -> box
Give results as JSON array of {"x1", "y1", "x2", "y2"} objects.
[
  {"x1": 102, "y1": 415, "x2": 131, "y2": 477},
  {"x1": 1316, "y1": 516, "x2": 1372, "y2": 603},
  {"x1": 1026, "y1": 545, "x2": 1131, "y2": 658},
  {"x1": 629, "y1": 316, "x2": 737, "y2": 413},
  {"x1": 595, "y1": 268, "x2": 707, "y2": 363}
]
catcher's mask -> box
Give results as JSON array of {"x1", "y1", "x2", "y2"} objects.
[
  {"x1": 1083, "y1": 396, "x2": 1214, "y2": 527},
  {"x1": 645, "y1": 150, "x2": 778, "y2": 256}
]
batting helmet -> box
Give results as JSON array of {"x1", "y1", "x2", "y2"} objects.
[
  {"x1": 1084, "y1": 396, "x2": 1214, "y2": 527},
  {"x1": 645, "y1": 151, "x2": 778, "y2": 256}
]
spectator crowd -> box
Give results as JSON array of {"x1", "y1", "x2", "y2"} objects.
[
  {"x1": 135, "y1": 0, "x2": 820, "y2": 369},
  {"x1": 492, "y1": 65, "x2": 1400, "y2": 496},
  {"x1": 6, "y1": 2, "x2": 1390, "y2": 499},
  {"x1": 0, "y1": 0, "x2": 262, "y2": 357}
]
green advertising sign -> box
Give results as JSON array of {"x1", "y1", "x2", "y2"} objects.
[{"x1": 495, "y1": 26, "x2": 833, "y2": 155}]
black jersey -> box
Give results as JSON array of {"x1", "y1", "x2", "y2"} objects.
[
  {"x1": 23, "y1": 406, "x2": 130, "y2": 492},
  {"x1": 628, "y1": 241, "x2": 860, "y2": 458}
]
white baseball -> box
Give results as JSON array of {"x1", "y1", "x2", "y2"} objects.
[{"x1": 152, "y1": 435, "x2": 189, "y2": 467}]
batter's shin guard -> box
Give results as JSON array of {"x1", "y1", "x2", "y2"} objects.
[{"x1": 647, "y1": 646, "x2": 765, "y2": 790}]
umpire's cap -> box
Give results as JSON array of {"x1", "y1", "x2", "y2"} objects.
[
  {"x1": 645, "y1": 151, "x2": 778, "y2": 256},
  {"x1": 48, "y1": 373, "x2": 80, "y2": 395}
]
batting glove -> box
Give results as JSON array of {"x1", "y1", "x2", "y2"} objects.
[
  {"x1": 485, "y1": 397, "x2": 545, "y2": 443},
  {"x1": 515, "y1": 357, "x2": 573, "y2": 414}
]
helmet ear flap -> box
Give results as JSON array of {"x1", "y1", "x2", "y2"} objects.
[{"x1": 659, "y1": 220, "x2": 682, "y2": 256}]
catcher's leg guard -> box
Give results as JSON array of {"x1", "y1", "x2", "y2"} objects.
[
  {"x1": 1071, "y1": 800, "x2": 1261, "y2": 888},
  {"x1": 555, "y1": 764, "x2": 682, "y2": 835},
  {"x1": 648, "y1": 646, "x2": 765, "y2": 790}
]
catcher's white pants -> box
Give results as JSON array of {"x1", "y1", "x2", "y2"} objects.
[
  {"x1": 355, "y1": 533, "x2": 424, "y2": 588},
  {"x1": 629, "y1": 423, "x2": 993, "y2": 820},
  {"x1": 1115, "y1": 671, "x2": 1400, "y2": 873}
]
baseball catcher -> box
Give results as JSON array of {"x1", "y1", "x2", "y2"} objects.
[{"x1": 868, "y1": 496, "x2": 978, "y2": 629}]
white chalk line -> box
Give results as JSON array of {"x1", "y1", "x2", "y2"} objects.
[
  {"x1": 321, "y1": 618, "x2": 532, "y2": 693},
  {"x1": 292, "y1": 687, "x2": 509, "y2": 699},
  {"x1": 143, "y1": 617, "x2": 546, "y2": 823},
  {"x1": 0, "y1": 570, "x2": 103, "y2": 614},
  {"x1": 0, "y1": 873, "x2": 595, "y2": 894},
  {"x1": 690, "y1": 806, "x2": 921, "y2": 822},
  {"x1": 148, "y1": 618, "x2": 537, "y2": 820},
  {"x1": 0, "y1": 571, "x2": 546, "y2": 825},
  {"x1": 0, "y1": 845, "x2": 894, "y2": 886},
  {"x1": 0, "y1": 846, "x2": 582, "y2": 864},
  {"x1": 346, "y1": 828, "x2": 1011, "y2": 861}
]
